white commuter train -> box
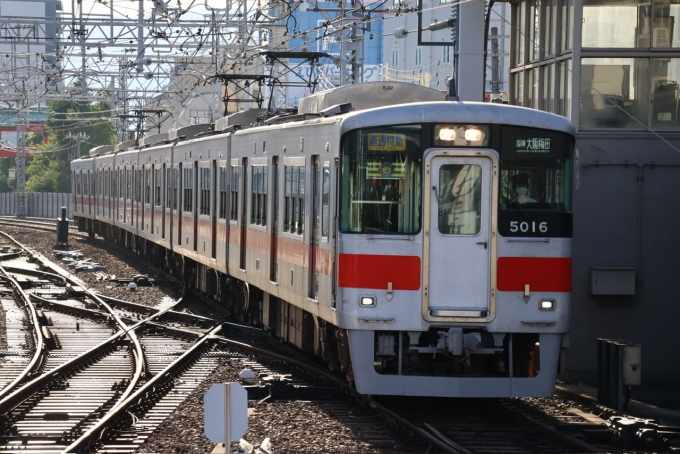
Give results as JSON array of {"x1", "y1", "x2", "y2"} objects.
[{"x1": 72, "y1": 82, "x2": 575, "y2": 397}]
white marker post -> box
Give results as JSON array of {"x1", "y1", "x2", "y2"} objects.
[{"x1": 204, "y1": 383, "x2": 248, "y2": 454}]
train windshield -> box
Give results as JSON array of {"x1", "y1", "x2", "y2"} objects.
[
  {"x1": 499, "y1": 126, "x2": 573, "y2": 212},
  {"x1": 340, "y1": 125, "x2": 422, "y2": 234}
]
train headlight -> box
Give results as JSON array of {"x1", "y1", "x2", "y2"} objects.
[
  {"x1": 539, "y1": 299, "x2": 556, "y2": 311},
  {"x1": 438, "y1": 127, "x2": 457, "y2": 141},
  {"x1": 464, "y1": 128, "x2": 484, "y2": 142},
  {"x1": 359, "y1": 296, "x2": 376, "y2": 307}
]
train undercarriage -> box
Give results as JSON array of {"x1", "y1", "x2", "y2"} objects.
[{"x1": 78, "y1": 218, "x2": 549, "y2": 393}]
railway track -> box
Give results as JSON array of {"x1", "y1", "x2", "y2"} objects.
[{"x1": 0, "y1": 220, "x2": 613, "y2": 453}]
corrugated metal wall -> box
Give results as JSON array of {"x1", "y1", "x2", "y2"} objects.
[{"x1": 0, "y1": 193, "x2": 72, "y2": 218}]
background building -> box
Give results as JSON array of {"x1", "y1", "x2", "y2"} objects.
[
  {"x1": 510, "y1": 0, "x2": 680, "y2": 392},
  {"x1": 381, "y1": 1, "x2": 510, "y2": 97}
]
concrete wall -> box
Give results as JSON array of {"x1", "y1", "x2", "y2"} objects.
[
  {"x1": 569, "y1": 133, "x2": 680, "y2": 386},
  {"x1": 0, "y1": 193, "x2": 72, "y2": 219}
]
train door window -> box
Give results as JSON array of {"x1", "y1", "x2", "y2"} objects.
[
  {"x1": 119, "y1": 170, "x2": 124, "y2": 200},
  {"x1": 174, "y1": 168, "x2": 179, "y2": 210},
  {"x1": 76, "y1": 173, "x2": 81, "y2": 195},
  {"x1": 200, "y1": 165, "x2": 211, "y2": 216},
  {"x1": 155, "y1": 168, "x2": 162, "y2": 207},
  {"x1": 83, "y1": 173, "x2": 89, "y2": 196},
  {"x1": 211, "y1": 160, "x2": 217, "y2": 259},
  {"x1": 161, "y1": 164, "x2": 166, "y2": 239},
  {"x1": 321, "y1": 163, "x2": 330, "y2": 240},
  {"x1": 251, "y1": 162, "x2": 267, "y2": 226},
  {"x1": 309, "y1": 156, "x2": 320, "y2": 300},
  {"x1": 230, "y1": 163, "x2": 239, "y2": 221},
  {"x1": 91, "y1": 172, "x2": 95, "y2": 198},
  {"x1": 111, "y1": 170, "x2": 116, "y2": 198},
  {"x1": 136, "y1": 169, "x2": 142, "y2": 203},
  {"x1": 194, "y1": 162, "x2": 199, "y2": 251},
  {"x1": 183, "y1": 167, "x2": 193, "y2": 213},
  {"x1": 340, "y1": 125, "x2": 423, "y2": 234},
  {"x1": 284, "y1": 160, "x2": 305, "y2": 236},
  {"x1": 177, "y1": 164, "x2": 183, "y2": 246},
  {"x1": 270, "y1": 156, "x2": 279, "y2": 283},
  {"x1": 126, "y1": 169, "x2": 132, "y2": 201},
  {"x1": 219, "y1": 166, "x2": 227, "y2": 219},
  {"x1": 239, "y1": 158, "x2": 248, "y2": 270},
  {"x1": 437, "y1": 164, "x2": 482, "y2": 235},
  {"x1": 145, "y1": 169, "x2": 151, "y2": 204},
  {"x1": 166, "y1": 168, "x2": 172, "y2": 209}
]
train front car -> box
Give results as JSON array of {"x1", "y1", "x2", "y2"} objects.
[{"x1": 337, "y1": 102, "x2": 575, "y2": 397}]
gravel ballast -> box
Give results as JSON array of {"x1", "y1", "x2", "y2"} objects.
[{"x1": 3, "y1": 228, "x2": 396, "y2": 453}]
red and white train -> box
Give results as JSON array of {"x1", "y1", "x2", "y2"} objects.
[{"x1": 72, "y1": 82, "x2": 575, "y2": 397}]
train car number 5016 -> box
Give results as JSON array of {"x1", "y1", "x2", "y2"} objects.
[{"x1": 509, "y1": 221, "x2": 548, "y2": 233}]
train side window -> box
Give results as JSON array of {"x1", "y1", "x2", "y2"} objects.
[
  {"x1": 183, "y1": 167, "x2": 193, "y2": 212},
  {"x1": 200, "y1": 166, "x2": 211, "y2": 215},
  {"x1": 83, "y1": 173, "x2": 89, "y2": 196},
  {"x1": 230, "y1": 165, "x2": 239, "y2": 221},
  {"x1": 251, "y1": 165, "x2": 267, "y2": 226},
  {"x1": 219, "y1": 166, "x2": 227, "y2": 220},
  {"x1": 91, "y1": 172, "x2": 96, "y2": 197},
  {"x1": 321, "y1": 165, "x2": 330, "y2": 239},
  {"x1": 284, "y1": 164, "x2": 305, "y2": 235}
]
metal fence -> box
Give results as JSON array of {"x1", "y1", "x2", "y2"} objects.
[{"x1": 0, "y1": 193, "x2": 72, "y2": 219}]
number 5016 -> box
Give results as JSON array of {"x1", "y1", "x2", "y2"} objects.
[{"x1": 510, "y1": 221, "x2": 548, "y2": 233}]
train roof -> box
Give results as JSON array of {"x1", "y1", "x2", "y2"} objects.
[
  {"x1": 73, "y1": 82, "x2": 574, "y2": 163},
  {"x1": 339, "y1": 101, "x2": 576, "y2": 136}
]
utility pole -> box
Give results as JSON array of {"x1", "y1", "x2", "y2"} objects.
[
  {"x1": 15, "y1": 109, "x2": 27, "y2": 217},
  {"x1": 65, "y1": 132, "x2": 91, "y2": 160}
]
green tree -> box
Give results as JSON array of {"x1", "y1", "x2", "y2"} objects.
[
  {"x1": 0, "y1": 158, "x2": 16, "y2": 193},
  {"x1": 25, "y1": 96, "x2": 116, "y2": 192}
]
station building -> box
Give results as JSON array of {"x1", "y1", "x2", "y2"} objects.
[{"x1": 510, "y1": 0, "x2": 680, "y2": 391}]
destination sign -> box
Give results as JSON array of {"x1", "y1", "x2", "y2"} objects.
[{"x1": 367, "y1": 133, "x2": 407, "y2": 151}]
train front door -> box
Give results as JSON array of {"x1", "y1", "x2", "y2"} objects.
[{"x1": 425, "y1": 152, "x2": 494, "y2": 318}]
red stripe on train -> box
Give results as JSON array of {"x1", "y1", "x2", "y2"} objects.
[
  {"x1": 497, "y1": 257, "x2": 572, "y2": 292},
  {"x1": 338, "y1": 254, "x2": 421, "y2": 290}
]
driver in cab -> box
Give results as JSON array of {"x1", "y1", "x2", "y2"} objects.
[{"x1": 510, "y1": 173, "x2": 537, "y2": 204}]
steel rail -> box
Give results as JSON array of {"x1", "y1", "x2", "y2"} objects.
[
  {"x1": 0, "y1": 232, "x2": 141, "y2": 415},
  {"x1": 64, "y1": 324, "x2": 223, "y2": 453},
  {"x1": 4, "y1": 229, "x2": 141, "y2": 345},
  {"x1": 0, "y1": 266, "x2": 45, "y2": 401},
  {"x1": 1, "y1": 222, "x2": 456, "y2": 452},
  {"x1": 0, "y1": 294, "x2": 192, "y2": 419}
]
